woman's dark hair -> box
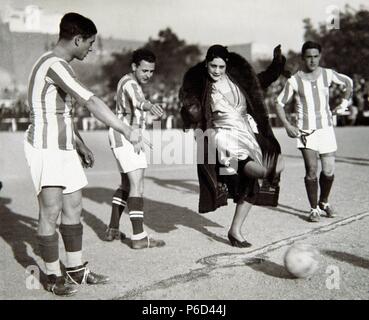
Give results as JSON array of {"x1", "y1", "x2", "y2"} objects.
[
  {"x1": 131, "y1": 48, "x2": 156, "y2": 65},
  {"x1": 301, "y1": 41, "x2": 322, "y2": 55},
  {"x1": 59, "y1": 12, "x2": 97, "y2": 40},
  {"x1": 205, "y1": 44, "x2": 229, "y2": 62}
]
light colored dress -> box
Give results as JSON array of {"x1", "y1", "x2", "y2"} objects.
[{"x1": 210, "y1": 75, "x2": 263, "y2": 172}]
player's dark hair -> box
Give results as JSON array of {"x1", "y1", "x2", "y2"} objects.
[
  {"x1": 59, "y1": 12, "x2": 97, "y2": 40},
  {"x1": 131, "y1": 48, "x2": 156, "y2": 65},
  {"x1": 301, "y1": 41, "x2": 322, "y2": 55}
]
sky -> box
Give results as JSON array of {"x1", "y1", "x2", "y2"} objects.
[{"x1": 1, "y1": 0, "x2": 367, "y2": 52}]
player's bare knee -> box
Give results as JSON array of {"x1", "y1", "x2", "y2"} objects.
[
  {"x1": 305, "y1": 168, "x2": 318, "y2": 180},
  {"x1": 38, "y1": 207, "x2": 60, "y2": 232},
  {"x1": 69, "y1": 201, "x2": 83, "y2": 214},
  {"x1": 322, "y1": 167, "x2": 335, "y2": 177},
  {"x1": 129, "y1": 179, "x2": 143, "y2": 196},
  {"x1": 321, "y1": 161, "x2": 335, "y2": 176},
  {"x1": 129, "y1": 189, "x2": 143, "y2": 198},
  {"x1": 40, "y1": 202, "x2": 62, "y2": 218},
  {"x1": 62, "y1": 202, "x2": 82, "y2": 222}
]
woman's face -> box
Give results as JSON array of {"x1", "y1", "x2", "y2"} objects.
[{"x1": 206, "y1": 57, "x2": 226, "y2": 82}]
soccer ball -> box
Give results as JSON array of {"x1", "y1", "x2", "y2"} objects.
[{"x1": 284, "y1": 243, "x2": 320, "y2": 278}]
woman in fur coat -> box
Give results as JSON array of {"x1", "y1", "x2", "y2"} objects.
[{"x1": 179, "y1": 44, "x2": 286, "y2": 247}]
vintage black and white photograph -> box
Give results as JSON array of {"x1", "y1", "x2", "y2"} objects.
[{"x1": 0, "y1": 0, "x2": 368, "y2": 304}]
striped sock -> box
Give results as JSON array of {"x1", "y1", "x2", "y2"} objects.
[
  {"x1": 127, "y1": 197, "x2": 144, "y2": 235},
  {"x1": 109, "y1": 188, "x2": 129, "y2": 229}
]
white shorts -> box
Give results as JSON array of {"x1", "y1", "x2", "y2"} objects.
[
  {"x1": 296, "y1": 126, "x2": 337, "y2": 154},
  {"x1": 24, "y1": 141, "x2": 88, "y2": 195},
  {"x1": 112, "y1": 142, "x2": 147, "y2": 174}
]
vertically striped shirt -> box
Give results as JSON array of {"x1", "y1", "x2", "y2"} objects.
[
  {"x1": 109, "y1": 73, "x2": 147, "y2": 148},
  {"x1": 276, "y1": 67, "x2": 353, "y2": 130},
  {"x1": 26, "y1": 52, "x2": 94, "y2": 150}
]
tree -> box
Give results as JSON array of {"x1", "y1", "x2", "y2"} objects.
[
  {"x1": 101, "y1": 28, "x2": 202, "y2": 98},
  {"x1": 101, "y1": 51, "x2": 132, "y2": 93},
  {"x1": 144, "y1": 28, "x2": 201, "y2": 93},
  {"x1": 303, "y1": 6, "x2": 369, "y2": 78}
]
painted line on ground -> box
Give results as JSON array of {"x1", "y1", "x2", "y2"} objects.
[
  {"x1": 114, "y1": 209, "x2": 369, "y2": 300},
  {"x1": 198, "y1": 209, "x2": 369, "y2": 267}
]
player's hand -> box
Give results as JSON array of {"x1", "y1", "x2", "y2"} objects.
[
  {"x1": 77, "y1": 144, "x2": 94, "y2": 168},
  {"x1": 129, "y1": 128, "x2": 144, "y2": 154},
  {"x1": 133, "y1": 140, "x2": 145, "y2": 154},
  {"x1": 150, "y1": 104, "x2": 164, "y2": 118},
  {"x1": 332, "y1": 99, "x2": 349, "y2": 115},
  {"x1": 285, "y1": 124, "x2": 300, "y2": 138}
]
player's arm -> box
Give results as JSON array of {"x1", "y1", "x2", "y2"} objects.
[
  {"x1": 275, "y1": 80, "x2": 300, "y2": 138},
  {"x1": 120, "y1": 81, "x2": 153, "y2": 153},
  {"x1": 87, "y1": 96, "x2": 149, "y2": 153},
  {"x1": 141, "y1": 101, "x2": 163, "y2": 117},
  {"x1": 126, "y1": 81, "x2": 163, "y2": 117},
  {"x1": 47, "y1": 61, "x2": 145, "y2": 148},
  {"x1": 331, "y1": 70, "x2": 354, "y2": 114},
  {"x1": 86, "y1": 96, "x2": 145, "y2": 148}
]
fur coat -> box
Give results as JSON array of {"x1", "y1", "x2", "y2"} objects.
[{"x1": 179, "y1": 52, "x2": 284, "y2": 213}]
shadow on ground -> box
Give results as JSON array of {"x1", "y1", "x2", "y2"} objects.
[
  {"x1": 146, "y1": 175, "x2": 310, "y2": 222},
  {"x1": 265, "y1": 203, "x2": 310, "y2": 222},
  {"x1": 0, "y1": 196, "x2": 47, "y2": 283},
  {"x1": 82, "y1": 187, "x2": 229, "y2": 245},
  {"x1": 145, "y1": 177, "x2": 199, "y2": 194},
  {"x1": 247, "y1": 258, "x2": 296, "y2": 279},
  {"x1": 322, "y1": 250, "x2": 369, "y2": 269}
]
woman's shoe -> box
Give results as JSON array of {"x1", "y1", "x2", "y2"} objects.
[{"x1": 227, "y1": 233, "x2": 252, "y2": 248}]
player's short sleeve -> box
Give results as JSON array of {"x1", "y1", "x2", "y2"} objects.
[
  {"x1": 276, "y1": 78, "x2": 296, "y2": 108},
  {"x1": 331, "y1": 69, "x2": 353, "y2": 88},
  {"x1": 123, "y1": 80, "x2": 147, "y2": 111},
  {"x1": 47, "y1": 60, "x2": 94, "y2": 106},
  {"x1": 327, "y1": 68, "x2": 353, "y2": 99}
]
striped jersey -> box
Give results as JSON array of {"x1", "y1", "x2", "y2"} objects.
[
  {"x1": 26, "y1": 51, "x2": 94, "y2": 150},
  {"x1": 109, "y1": 73, "x2": 147, "y2": 148},
  {"x1": 276, "y1": 67, "x2": 353, "y2": 130}
]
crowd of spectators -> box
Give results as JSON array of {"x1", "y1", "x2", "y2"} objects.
[{"x1": 1, "y1": 75, "x2": 369, "y2": 131}]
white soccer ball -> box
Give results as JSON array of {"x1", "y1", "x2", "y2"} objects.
[{"x1": 284, "y1": 243, "x2": 320, "y2": 278}]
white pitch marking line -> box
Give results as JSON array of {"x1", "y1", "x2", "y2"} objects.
[{"x1": 199, "y1": 210, "x2": 369, "y2": 267}]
